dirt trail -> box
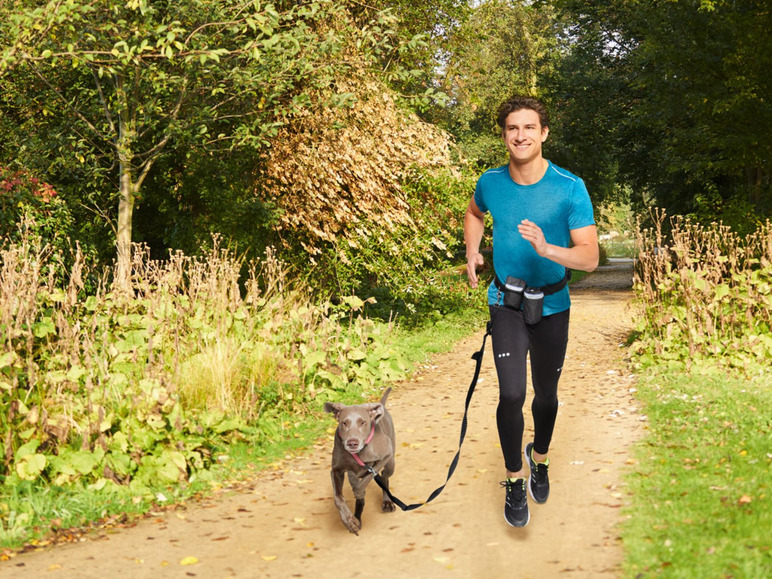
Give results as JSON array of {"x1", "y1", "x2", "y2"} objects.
[{"x1": 2, "y1": 263, "x2": 641, "y2": 578}]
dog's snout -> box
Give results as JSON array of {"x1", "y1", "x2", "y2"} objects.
[{"x1": 345, "y1": 438, "x2": 362, "y2": 451}]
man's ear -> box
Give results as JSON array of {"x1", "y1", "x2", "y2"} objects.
[{"x1": 541, "y1": 126, "x2": 549, "y2": 142}]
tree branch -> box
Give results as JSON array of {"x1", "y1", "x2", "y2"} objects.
[{"x1": 29, "y1": 62, "x2": 109, "y2": 144}]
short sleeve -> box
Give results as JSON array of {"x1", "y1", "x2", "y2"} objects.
[
  {"x1": 474, "y1": 179, "x2": 489, "y2": 214},
  {"x1": 568, "y1": 178, "x2": 595, "y2": 230}
]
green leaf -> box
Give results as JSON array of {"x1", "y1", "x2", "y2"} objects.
[{"x1": 16, "y1": 453, "x2": 47, "y2": 480}]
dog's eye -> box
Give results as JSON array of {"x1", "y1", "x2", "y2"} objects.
[
  {"x1": 342, "y1": 419, "x2": 350, "y2": 427},
  {"x1": 358, "y1": 419, "x2": 365, "y2": 427}
]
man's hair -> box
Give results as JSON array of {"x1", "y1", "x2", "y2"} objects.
[{"x1": 496, "y1": 96, "x2": 550, "y2": 130}]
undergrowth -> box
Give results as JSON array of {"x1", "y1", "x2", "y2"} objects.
[
  {"x1": 625, "y1": 211, "x2": 772, "y2": 577},
  {"x1": 0, "y1": 225, "x2": 483, "y2": 550}
]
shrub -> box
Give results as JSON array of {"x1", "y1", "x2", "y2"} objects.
[
  {"x1": 0, "y1": 166, "x2": 73, "y2": 255},
  {"x1": 0, "y1": 232, "x2": 409, "y2": 499},
  {"x1": 631, "y1": 210, "x2": 772, "y2": 372}
]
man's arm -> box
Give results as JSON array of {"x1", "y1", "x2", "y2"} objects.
[
  {"x1": 518, "y1": 220, "x2": 599, "y2": 272},
  {"x1": 464, "y1": 198, "x2": 486, "y2": 288}
]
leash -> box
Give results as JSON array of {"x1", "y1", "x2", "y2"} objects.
[{"x1": 366, "y1": 320, "x2": 493, "y2": 511}]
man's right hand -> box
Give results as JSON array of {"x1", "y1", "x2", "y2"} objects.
[{"x1": 466, "y1": 252, "x2": 484, "y2": 289}]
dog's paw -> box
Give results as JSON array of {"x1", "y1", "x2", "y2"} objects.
[
  {"x1": 343, "y1": 515, "x2": 361, "y2": 535},
  {"x1": 382, "y1": 499, "x2": 396, "y2": 513}
]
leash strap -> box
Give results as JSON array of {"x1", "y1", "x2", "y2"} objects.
[{"x1": 368, "y1": 321, "x2": 493, "y2": 511}]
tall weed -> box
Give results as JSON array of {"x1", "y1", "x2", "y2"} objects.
[
  {"x1": 632, "y1": 211, "x2": 772, "y2": 372},
  {"x1": 0, "y1": 228, "x2": 409, "y2": 527}
]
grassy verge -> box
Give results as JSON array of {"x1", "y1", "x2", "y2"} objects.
[{"x1": 622, "y1": 367, "x2": 771, "y2": 577}]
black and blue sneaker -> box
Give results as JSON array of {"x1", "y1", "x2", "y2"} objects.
[
  {"x1": 524, "y1": 442, "x2": 550, "y2": 504},
  {"x1": 501, "y1": 478, "x2": 529, "y2": 527}
]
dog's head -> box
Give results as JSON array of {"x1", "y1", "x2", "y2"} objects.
[{"x1": 324, "y1": 401, "x2": 385, "y2": 454}]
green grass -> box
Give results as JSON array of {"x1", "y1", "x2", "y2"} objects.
[
  {"x1": 622, "y1": 368, "x2": 772, "y2": 578},
  {"x1": 603, "y1": 239, "x2": 637, "y2": 258},
  {"x1": 0, "y1": 409, "x2": 336, "y2": 551}
]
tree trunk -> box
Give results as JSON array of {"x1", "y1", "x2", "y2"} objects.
[
  {"x1": 114, "y1": 73, "x2": 135, "y2": 294},
  {"x1": 115, "y1": 157, "x2": 134, "y2": 293}
]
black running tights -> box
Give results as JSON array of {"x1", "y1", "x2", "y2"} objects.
[{"x1": 488, "y1": 305, "x2": 570, "y2": 473}]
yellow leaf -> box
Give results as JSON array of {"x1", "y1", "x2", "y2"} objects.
[
  {"x1": 262, "y1": 555, "x2": 277, "y2": 561},
  {"x1": 738, "y1": 495, "x2": 752, "y2": 505},
  {"x1": 180, "y1": 556, "x2": 199, "y2": 566}
]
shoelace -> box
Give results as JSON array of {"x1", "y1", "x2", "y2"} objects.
[{"x1": 501, "y1": 480, "x2": 526, "y2": 504}]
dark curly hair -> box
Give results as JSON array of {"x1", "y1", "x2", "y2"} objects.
[{"x1": 496, "y1": 96, "x2": 550, "y2": 130}]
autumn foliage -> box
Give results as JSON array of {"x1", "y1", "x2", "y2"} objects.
[{"x1": 264, "y1": 72, "x2": 452, "y2": 257}]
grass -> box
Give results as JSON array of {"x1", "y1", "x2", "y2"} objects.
[{"x1": 622, "y1": 367, "x2": 772, "y2": 578}]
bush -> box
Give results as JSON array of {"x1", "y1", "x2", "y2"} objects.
[
  {"x1": 631, "y1": 211, "x2": 772, "y2": 372},
  {"x1": 0, "y1": 233, "x2": 410, "y2": 503},
  {"x1": 0, "y1": 166, "x2": 73, "y2": 255}
]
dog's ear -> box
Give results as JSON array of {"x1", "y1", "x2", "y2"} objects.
[
  {"x1": 365, "y1": 403, "x2": 385, "y2": 423},
  {"x1": 324, "y1": 402, "x2": 344, "y2": 418}
]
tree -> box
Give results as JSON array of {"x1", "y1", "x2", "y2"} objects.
[
  {"x1": 548, "y1": 0, "x2": 772, "y2": 226},
  {"x1": 0, "y1": 0, "x2": 403, "y2": 289},
  {"x1": 434, "y1": 0, "x2": 562, "y2": 169}
]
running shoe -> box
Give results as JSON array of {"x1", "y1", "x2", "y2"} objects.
[
  {"x1": 524, "y1": 442, "x2": 550, "y2": 504},
  {"x1": 501, "y1": 478, "x2": 529, "y2": 527}
]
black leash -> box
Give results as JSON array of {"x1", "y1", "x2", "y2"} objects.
[{"x1": 367, "y1": 320, "x2": 493, "y2": 511}]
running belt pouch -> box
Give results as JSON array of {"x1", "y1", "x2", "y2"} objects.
[
  {"x1": 503, "y1": 276, "x2": 526, "y2": 310},
  {"x1": 523, "y1": 288, "x2": 544, "y2": 325}
]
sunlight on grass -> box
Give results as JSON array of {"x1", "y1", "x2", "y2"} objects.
[{"x1": 622, "y1": 370, "x2": 771, "y2": 577}]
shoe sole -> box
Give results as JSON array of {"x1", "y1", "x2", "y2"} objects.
[
  {"x1": 504, "y1": 507, "x2": 530, "y2": 528},
  {"x1": 525, "y1": 443, "x2": 549, "y2": 504}
]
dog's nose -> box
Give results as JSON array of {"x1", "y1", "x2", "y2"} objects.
[{"x1": 345, "y1": 439, "x2": 360, "y2": 451}]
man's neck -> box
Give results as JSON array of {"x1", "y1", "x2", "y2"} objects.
[{"x1": 508, "y1": 158, "x2": 549, "y2": 185}]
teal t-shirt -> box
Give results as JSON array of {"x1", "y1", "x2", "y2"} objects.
[{"x1": 474, "y1": 161, "x2": 595, "y2": 315}]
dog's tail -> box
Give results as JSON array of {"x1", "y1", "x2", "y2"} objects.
[{"x1": 380, "y1": 387, "x2": 391, "y2": 406}]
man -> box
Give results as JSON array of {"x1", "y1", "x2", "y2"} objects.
[{"x1": 464, "y1": 95, "x2": 598, "y2": 527}]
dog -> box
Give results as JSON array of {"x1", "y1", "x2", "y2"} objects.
[{"x1": 323, "y1": 387, "x2": 396, "y2": 535}]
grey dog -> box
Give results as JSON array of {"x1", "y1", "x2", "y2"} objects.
[{"x1": 323, "y1": 387, "x2": 396, "y2": 534}]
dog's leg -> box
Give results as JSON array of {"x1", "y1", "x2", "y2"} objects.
[
  {"x1": 348, "y1": 471, "x2": 372, "y2": 528},
  {"x1": 379, "y1": 457, "x2": 396, "y2": 512},
  {"x1": 331, "y1": 470, "x2": 360, "y2": 535}
]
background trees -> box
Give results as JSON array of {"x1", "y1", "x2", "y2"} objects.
[
  {"x1": 547, "y1": 0, "x2": 771, "y2": 229},
  {"x1": 1, "y1": 0, "x2": 416, "y2": 288},
  {"x1": 1, "y1": 0, "x2": 770, "y2": 297}
]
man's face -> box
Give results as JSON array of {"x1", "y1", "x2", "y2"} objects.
[{"x1": 502, "y1": 108, "x2": 549, "y2": 165}]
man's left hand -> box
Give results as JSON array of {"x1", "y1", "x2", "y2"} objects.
[{"x1": 518, "y1": 219, "x2": 549, "y2": 256}]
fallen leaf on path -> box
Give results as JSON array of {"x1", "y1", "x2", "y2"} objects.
[
  {"x1": 48, "y1": 564, "x2": 62, "y2": 571},
  {"x1": 262, "y1": 555, "x2": 277, "y2": 561},
  {"x1": 180, "y1": 556, "x2": 199, "y2": 566}
]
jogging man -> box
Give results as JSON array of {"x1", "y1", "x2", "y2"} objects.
[{"x1": 464, "y1": 95, "x2": 598, "y2": 527}]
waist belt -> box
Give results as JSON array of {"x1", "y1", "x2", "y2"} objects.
[{"x1": 493, "y1": 268, "x2": 572, "y2": 296}]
